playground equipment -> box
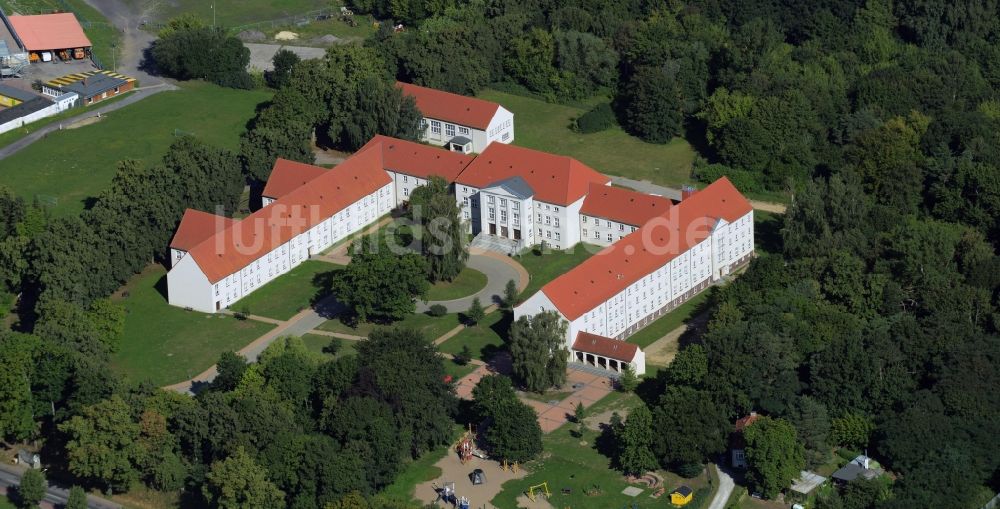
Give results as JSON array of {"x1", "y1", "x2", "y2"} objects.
[
  {"x1": 500, "y1": 459, "x2": 519, "y2": 472},
  {"x1": 470, "y1": 468, "x2": 486, "y2": 485},
  {"x1": 457, "y1": 424, "x2": 487, "y2": 464},
  {"x1": 526, "y1": 482, "x2": 552, "y2": 502},
  {"x1": 457, "y1": 496, "x2": 469, "y2": 509}
]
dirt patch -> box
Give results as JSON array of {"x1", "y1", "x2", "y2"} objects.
[
  {"x1": 516, "y1": 494, "x2": 555, "y2": 508},
  {"x1": 643, "y1": 324, "x2": 687, "y2": 366},
  {"x1": 414, "y1": 446, "x2": 528, "y2": 508},
  {"x1": 275, "y1": 31, "x2": 300, "y2": 40},
  {"x1": 583, "y1": 407, "x2": 632, "y2": 431},
  {"x1": 237, "y1": 30, "x2": 266, "y2": 42},
  {"x1": 65, "y1": 116, "x2": 104, "y2": 129}
]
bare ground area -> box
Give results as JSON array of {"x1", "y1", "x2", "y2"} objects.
[
  {"x1": 642, "y1": 312, "x2": 710, "y2": 366},
  {"x1": 415, "y1": 451, "x2": 528, "y2": 508}
]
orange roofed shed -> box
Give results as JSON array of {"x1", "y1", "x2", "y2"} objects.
[{"x1": 8, "y1": 13, "x2": 91, "y2": 52}]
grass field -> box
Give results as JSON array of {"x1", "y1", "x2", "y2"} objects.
[
  {"x1": 425, "y1": 267, "x2": 488, "y2": 301},
  {"x1": 0, "y1": 92, "x2": 133, "y2": 150},
  {"x1": 317, "y1": 310, "x2": 462, "y2": 341},
  {"x1": 0, "y1": 0, "x2": 122, "y2": 67},
  {"x1": 626, "y1": 291, "x2": 712, "y2": 350},
  {"x1": 232, "y1": 261, "x2": 341, "y2": 321},
  {"x1": 300, "y1": 333, "x2": 357, "y2": 359},
  {"x1": 0, "y1": 495, "x2": 14, "y2": 509},
  {"x1": 438, "y1": 311, "x2": 509, "y2": 361},
  {"x1": 111, "y1": 265, "x2": 275, "y2": 386},
  {"x1": 478, "y1": 89, "x2": 697, "y2": 189},
  {"x1": 0, "y1": 82, "x2": 271, "y2": 217},
  {"x1": 259, "y1": 15, "x2": 375, "y2": 43},
  {"x1": 137, "y1": 0, "x2": 330, "y2": 28},
  {"x1": 515, "y1": 243, "x2": 599, "y2": 299}
]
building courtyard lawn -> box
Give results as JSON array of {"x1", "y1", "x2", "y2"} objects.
[
  {"x1": 515, "y1": 243, "x2": 600, "y2": 300},
  {"x1": 232, "y1": 261, "x2": 341, "y2": 321},
  {"x1": 300, "y1": 333, "x2": 358, "y2": 359},
  {"x1": 0, "y1": 81, "x2": 272, "y2": 218},
  {"x1": 317, "y1": 310, "x2": 462, "y2": 341},
  {"x1": 477, "y1": 89, "x2": 696, "y2": 189},
  {"x1": 111, "y1": 265, "x2": 275, "y2": 386},
  {"x1": 425, "y1": 267, "x2": 488, "y2": 301},
  {"x1": 438, "y1": 311, "x2": 509, "y2": 361}
]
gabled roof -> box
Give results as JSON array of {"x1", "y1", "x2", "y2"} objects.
[
  {"x1": 580, "y1": 183, "x2": 674, "y2": 227},
  {"x1": 540, "y1": 177, "x2": 752, "y2": 320},
  {"x1": 735, "y1": 412, "x2": 760, "y2": 432},
  {"x1": 362, "y1": 134, "x2": 473, "y2": 183},
  {"x1": 484, "y1": 176, "x2": 533, "y2": 200},
  {"x1": 262, "y1": 159, "x2": 328, "y2": 200},
  {"x1": 573, "y1": 332, "x2": 639, "y2": 363},
  {"x1": 181, "y1": 144, "x2": 391, "y2": 283},
  {"x1": 397, "y1": 81, "x2": 502, "y2": 130},
  {"x1": 456, "y1": 143, "x2": 609, "y2": 206},
  {"x1": 8, "y1": 13, "x2": 91, "y2": 51},
  {"x1": 170, "y1": 209, "x2": 238, "y2": 252}
]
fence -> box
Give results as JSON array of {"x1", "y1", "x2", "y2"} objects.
[{"x1": 229, "y1": 7, "x2": 340, "y2": 34}]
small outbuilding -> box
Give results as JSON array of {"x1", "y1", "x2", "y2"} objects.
[
  {"x1": 832, "y1": 455, "x2": 883, "y2": 485},
  {"x1": 7, "y1": 13, "x2": 91, "y2": 61},
  {"x1": 670, "y1": 485, "x2": 693, "y2": 506},
  {"x1": 43, "y1": 70, "x2": 135, "y2": 106}
]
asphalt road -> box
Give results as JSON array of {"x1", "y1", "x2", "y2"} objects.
[
  {"x1": 416, "y1": 252, "x2": 521, "y2": 313},
  {"x1": 707, "y1": 463, "x2": 736, "y2": 509},
  {"x1": 0, "y1": 465, "x2": 121, "y2": 509}
]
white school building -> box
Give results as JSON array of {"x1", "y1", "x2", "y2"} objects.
[{"x1": 398, "y1": 81, "x2": 514, "y2": 154}]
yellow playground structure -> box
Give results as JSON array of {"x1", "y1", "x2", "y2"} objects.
[{"x1": 526, "y1": 482, "x2": 551, "y2": 502}]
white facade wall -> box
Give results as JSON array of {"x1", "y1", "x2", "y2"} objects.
[
  {"x1": 580, "y1": 214, "x2": 639, "y2": 246},
  {"x1": 0, "y1": 92, "x2": 78, "y2": 135},
  {"x1": 169, "y1": 182, "x2": 395, "y2": 313},
  {"x1": 418, "y1": 106, "x2": 513, "y2": 154},
  {"x1": 484, "y1": 107, "x2": 514, "y2": 147},
  {"x1": 478, "y1": 187, "x2": 533, "y2": 247},
  {"x1": 533, "y1": 197, "x2": 583, "y2": 250}
]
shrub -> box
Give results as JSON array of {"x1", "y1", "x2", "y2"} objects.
[
  {"x1": 693, "y1": 162, "x2": 761, "y2": 193},
  {"x1": 428, "y1": 304, "x2": 448, "y2": 317},
  {"x1": 574, "y1": 102, "x2": 616, "y2": 133}
]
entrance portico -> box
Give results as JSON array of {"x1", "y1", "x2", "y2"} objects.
[{"x1": 570, "y1": 331, "x2": 646, "y2": 376}]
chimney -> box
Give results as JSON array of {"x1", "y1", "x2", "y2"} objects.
[{"x1": 681, "y1": 185, "x2": 697, "y2": 200}]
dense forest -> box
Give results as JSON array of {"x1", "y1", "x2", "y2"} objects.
[{"x1": 0, "y1": 0, "x2": 998, "y2": 507}]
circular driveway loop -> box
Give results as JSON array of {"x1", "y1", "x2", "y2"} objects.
[{"x1": 417, "y1": 249, "x2": 526, "y2": 313}]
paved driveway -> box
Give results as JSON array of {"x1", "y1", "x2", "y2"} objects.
[{"x1": 416, "y1": 250, "x2": 523, "y2": 313}]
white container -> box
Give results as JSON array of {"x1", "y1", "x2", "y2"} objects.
[{"x1": 41, "y1": 51, "x2": 52, "y2": 62}]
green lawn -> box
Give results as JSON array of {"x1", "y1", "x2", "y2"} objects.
[
  {"x1": 438, "y1": 311, "x2": 509, "y2": 361},
  {"x1": 478, "y1": 89, "x2": 697, "y2": 189},
  {"x1": 425, "y1": 267, "x2": 488, "y2": 301},
  {"x1": 0, "y1": 81, "x2": 272, "y2": 218},
  {"x1": 300, "y1": 333, "x2": 357, "y2": 359},
  {"x1": 317, "y1": 311, "x2": 462, "y2": 341},
  {"x1": 0, "y1": 0, "x2": 123, "y2": 67},
  {"x1": 0, "y1": 494, "x2": 14, "y2": 509},
  {"x1": 140, "y1": 0, "x2": 330, "y2": 28},
  {"x1": 0, "y1": 92, "x2": 133, "y2": 150},
  {"x1": 232, "y1": 261, "x2": 341, "y2": 321},
  {"x1": 492, "y1": 390, "x2": 714, "y2": 508},
  {"x1": 515, "y1": 243, "x2": 599, "y2": 299},
  {"x1": 626, "y1": 291, "x2": 712, "y2": 349},
  {"x1": 259, "y1": 15, "x2": 375, "y2": 43},
  {"x1": 111, "y1": 265, "x2": 276, "y2": 386}
]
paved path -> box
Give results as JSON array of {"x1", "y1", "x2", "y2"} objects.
[
  {"x1": 0, "y1": 464, "x2": 121, "y2": 509},
  {"x1": 416, "y1": 249, "x2": 526, "y2": 313},
  {"x1": 707, "y1": 464, "x2": 735, "y2": 509},
  {"x1": 245, "y1": 43, "x2": 327, "y2": 71},
  {"x1": 610, "y1": 176, "x2": 788, "y2": 213}
]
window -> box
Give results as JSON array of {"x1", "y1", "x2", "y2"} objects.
[
  {"x1": 463, "y1": 197, "x2": 469, "y2": 206},
  {"x1": 404, "y1": 188, "x2": 409, "y2": 196},
  {"x1": 555, "y1": 232, "x2": 561, "y2": 241},
  {"x1": 464, "y1": 211, "x2": 470, "y2": 219},
  {"x1": 546, "y1": 230, "x2": 552, "y2": 238},
  {"x1": 537, "y1": 213, "x2": 542, "y2": 222},
  {"x1": 583, "y1": 229, "x2": 588, "y2": 236},
  {"x1": 582, "y1": 216, "x2": 587, "y2": 223},
  {"x1": 607, "y1": 233, "x2": 613, "y2": 242},
  {"x1": 538, "y1": 228, "x2": 543, "y2": 236},
  {"x1": 488, "y1": 195, "x2": 495, "y2": 204},
  {"x1": 500, "y1": 198, "x2": 507, "y2": 207},
  {"x1": 500, "y1": 210, "x2": 507, "y2": 222},
  {"x1": 420, "y1": 119, "x2": 428, "y2": 130},
  {"x1": 545, "y1": 216, "x2": 551, "y2": 225},
  {"x1": 502, "y1": 132, "x2": 510, "y2": 141},
  {"x1": 554, "y1": 218, "x2": 559, "y2": 227},
  {"x1": 606, "y1": 220, "x2": 612, "y2": 228},
  {"x1": 459, "y1": 126, "x2": 469, "y2": 135},
  {"x1": 488, "y1": 208, "x2": 495, "y2": 219},
  {"x1": 446, "y1": 124, "x2": 456, "y2": 137},
  {"x1": 619, "y1": 224, "x2": 625, "y2": 231},
  {"x1": 431, "y1": 120, "x2": 441, "y2": 134},
  {"x1": 513, "y1": 202, "x2": 519, "y2": 211},
  {"x1": 554, "y1": 206, "x2": 559, "y2": 212},
  {"x1": 594, "y1": 231, "x2": 599, "y2": 239},
  {"x1": 513, "y1": 213, "x2": 519, "y2": 224},
  {"x1": 545, "y1": 204, "x2": 550, "y2": 210}
]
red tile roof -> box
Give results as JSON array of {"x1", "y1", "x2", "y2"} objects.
[
  {"x1": 573, "y1": 332, "x2": 639, "y2": 362},
  {"x1": 735, "y1": 412, "x2": 760, "y2": 432},
  {"x1": 8, "y1": 13, "x2": 92, "y2": 51},
  {"x1": 362, "y1": 135, "x2": 474, "y2": 182},
  {"x1": 580, "y1": 184, "x2": 675, "y2": 227},
  {"x1": 262, "y1": 159, "x2": 328, "y2": 199},
  {"x1": 397, "y1": 82, "x2": 501, "y2": 130},
  {"x1": 170, "y1": 209, "x2": 237, "y2": 252},
  {"x1": 182, "y1": 144, "x2": 391, "y2": 283},
  {"x1": 456, "y1": 143, "x2": 610, "y2": 205},
  {"x1": 541, "y1": 177, "x2": 752, "y2": 320}
]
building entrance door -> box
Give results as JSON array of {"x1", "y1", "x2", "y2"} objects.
[
  {"x1": 513, "y1": 229, "x2": 521, "y2": 240},
  {"x1": 501, "y1": 226, "x2": 508, "y2": 237},
  {"x1": 488, "y1": 223, "x2": 497, "y2": 235}
]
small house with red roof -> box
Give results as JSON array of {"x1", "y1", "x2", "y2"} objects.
[
  {"x1": 397, "y1": 81, "x2": 514, "y2": 154},
  {"x1": 731, "y1": 412, "x2": 760, "y2": 468}
]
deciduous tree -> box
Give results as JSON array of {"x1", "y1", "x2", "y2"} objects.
[
  {"x1": 203, "y1": 447, "x2": 285, "y2": 509},
  {"x1": 743, "y1": 416, "x2": 805, "y2": 498},
  {"x1": 508, "y1": 311, "x2": 568, "y2": 392}
]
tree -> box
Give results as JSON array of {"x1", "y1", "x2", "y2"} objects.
[
  {"x1": 203, "y1": 447, "x2": 285, "y2": 509},
  {"x1": 17, "y1": 469, "x2": 45, "y2": 508},
  {"x1": 59, "y1": 395, "x2": 142, "y2": 493},
  {"x1": 407, "y1": 177, "x2": 468, "y2": 282},
  {"x1": 743, "y1": 416, "x2": 805, "y2": 498},
  {"x1": 213, "y1": 351, "x2": 247, "y2": 392},
  {"x1": 151, "y1": 26, "x2": 252, "y2": 88},
  {"x1": 268, "y1": 49, "x2": 300, "y2": 89},
  {"x1": 508, "y1": 311, "x2": 568, "y2": 392},
  {"x1": 616, "y1": 406, "x2": 657, "y2": 475},
  {"x1": 465, "y1": 297, "x2": 484, "y2": 326},
  {"x1": 65, "y1": 486, "x2": 87, "y2": 509},
  {"x1": 328, "y1": 235, "x2": 429, "y2": 323},
  {"x1": 0, "y1": 332, "x2": 38, "y2": 441},
  {"x1": 618, "y1": 365, "x2": 639, "y2": 392},
  {"x1": 830, "y1": 413, "x2": 874, "y2": 449},
  {"x1": 574, "y1": 402, "x2": 585, "y2": 424},
  {"x1": 502, "y1": 279, "x2": 519, "y2": 310},
  {"x1": 650, "y1": 387, "x2": 729, "y2": 473},
  {"x1": 472, "y1": 375, "x2": 542, "y2": 463}
]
